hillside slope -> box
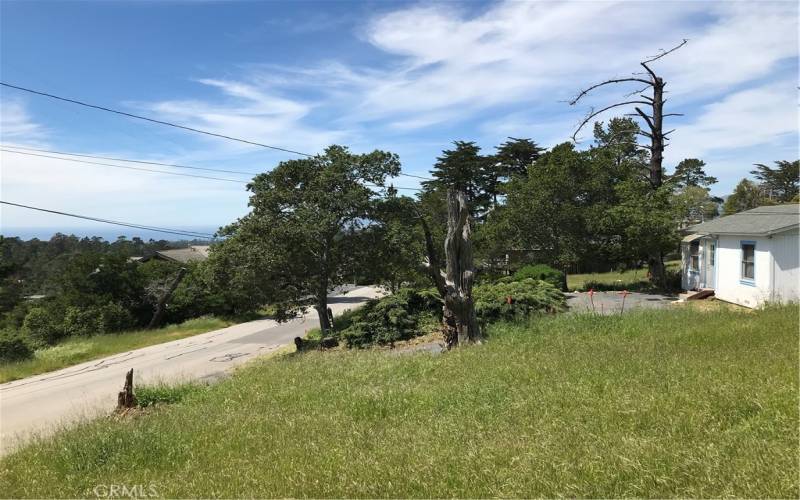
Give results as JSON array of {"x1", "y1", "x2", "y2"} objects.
[{"x1": 1, "y1": 305, "x2": 797, "y2": 498}]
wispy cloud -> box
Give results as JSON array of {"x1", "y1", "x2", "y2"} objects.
[{"x1": 0, "y1": 99, "x2": 48, "y2": 145}]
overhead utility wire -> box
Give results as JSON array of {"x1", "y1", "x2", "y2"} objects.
[
  {"x1": 0, "y1": 82, "x2": 310, "y2": 156},
  {"x1": 0, "y1": 148, "x2": 422, "y2": 191},
  {"x1": 0, "y1": 149, "x2": 247, "y2": 184},
  {"x1": 0, "y1": 82, "x2": 433, "y2": 181},
  {"x1": 1, "y1": 144, "x2": 260, "y2": 176},
  {"x1": 0, "y1": 201, "x2": 216, "y2": 239}
]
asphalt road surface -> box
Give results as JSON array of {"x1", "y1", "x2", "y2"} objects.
[{"x1": 0, "y1": 286, "x2": 382, "y2": 455}]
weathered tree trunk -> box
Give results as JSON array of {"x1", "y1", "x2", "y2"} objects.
[
  {"x1": 315, "y1": 240, "x2": 333, "y2": 336},
  {"x1": 417, "y1": 213, "x2": 459, "y2": 347},
  {"x1": 315, "y1": 298, "x2": 331, "y2": 336},
  {"x1": 649, "y1": 78, "x2": 665, "y2": 188},
  {"x1": 116, "y1": 368, "x2": 136, "y2": 410},
  {"x1": 147, "y1": 267, "x2": 187, "y2": 329},
  {"x1": 560, "y1": 266, "x2": 569, "y2": 292},
  {"x1": 443, "y1": 189, "x2": 481, "y2": 348}
]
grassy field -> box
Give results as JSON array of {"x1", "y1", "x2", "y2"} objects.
[
  {"x1": 567, "y1": 261, "x2": 681, "y2": 291},
  {"x1": 0, "y1": 317, "x2": 233, "y2": 384},
  {"x1": 1, "y1": 305, "x2": 797, "y2": 498}
]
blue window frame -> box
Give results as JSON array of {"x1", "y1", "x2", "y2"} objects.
[{"x1": 740, "y1": 240, "x2": 755, "y2": 285}]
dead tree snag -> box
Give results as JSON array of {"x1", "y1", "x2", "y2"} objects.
[{"x1": 569, "y1": 39, "x2": 688, "y2": 286}]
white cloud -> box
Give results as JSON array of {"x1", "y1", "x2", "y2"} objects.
[
  {"x1": 0, "y1": 99, "x2": 47, "y2": 144},
  {"x1": 669, "y1": 81, "x2": 799, "y2": 160},
  {"x1": 139, "y1": 78, "x2": 349, "y2": 156},
  {"x1": 238, "y1": 0, "x2": 796, "y2": 138}
]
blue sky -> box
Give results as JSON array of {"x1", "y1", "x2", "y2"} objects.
[{"x1": 1, "y1": 0, "x2": 797, "y2": 239}]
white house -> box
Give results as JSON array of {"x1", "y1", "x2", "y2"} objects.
[{"x1": 681, "y1": 204, "x2": 799, "y2": 308}]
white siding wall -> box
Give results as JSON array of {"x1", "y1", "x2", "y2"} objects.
[
  {"x1": 714, "y1": 235, "x2": 773, "y2": 308},
  {"x1": 772, "y1": 229, "x2": 799, "y2": 302}
]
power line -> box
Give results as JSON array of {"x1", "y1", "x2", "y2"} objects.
[
  {"x1": 1, "y1": 144, "x2": 259, "y2": 176},
  {"x1": 0, "y1": 201, "x2": 216, "y2": 239},
  {"x1": 0, "y1": 82, "x2": 311, "y2": 156},
  {"x1": 1, "y1": 147, "x2": 421, "y2": 190},
  {"x1": 1, "y1": 148, "x2": 248, "y2": 184},
  {"x1": 0, "y1": 81, "x2": 433, "y2": 181}
]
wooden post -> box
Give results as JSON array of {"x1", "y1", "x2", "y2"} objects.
[{"x1": 116, "y1": 368, "x2": 137, "y2": 409}]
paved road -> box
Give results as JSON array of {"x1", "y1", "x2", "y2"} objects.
[
  {"x1": 566, "y1": 291, "x2": 677, "y2": 314},
  {"x1": 0, "y1": 286, "x2": 381, "y2": 455}
]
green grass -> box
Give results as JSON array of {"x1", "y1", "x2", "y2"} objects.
[
  {"x1": 1, "y1": 305, "x2": 797, "y2": 498},
  {"x1": 0, "y1": 317, "x2": 233, "y2": 384},
  {"x1": 567, "y1": 260, "x2": 681, "y2": 291}
]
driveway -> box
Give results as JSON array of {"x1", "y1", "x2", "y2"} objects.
[
  {"x1": 0, "y1": 286, "x2": 382, "y2": 455},
  {"x1": 566, "y1": 291, "x2": 677, "y2": 314}
]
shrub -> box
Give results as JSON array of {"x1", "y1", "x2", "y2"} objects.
[
  {"x1": 97, "y1": 302, "x2": 135, "y2": 332},
  {"x1": 512, "y1": 264, "x2": 565, "y2": 289},
  {"x1": 62, "y1": 306, "x2": 104, "y2": 337},
  {"x1": 339, "y1": 288, "x2": 440, "y2": 348},
  {"x1": 473, "y1": 278, "x2": 566, "y2": 322},
  {"x1": 63, "y1": 302, "x2": 135, "y2": 337},
  {"x1": 0, "y1": 329, "x2": 34, "y2": 362},
  {"x1": 22, "y1": 306, "x2": 65, "y2": 346}
]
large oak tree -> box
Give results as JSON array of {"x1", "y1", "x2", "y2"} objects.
[{"x1": 208, "y1": 145, "x2": 400, "y2": 335}]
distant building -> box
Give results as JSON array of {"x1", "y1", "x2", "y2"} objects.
[
  {"x1": 681, "y1": 205, "x2": 799, "y2": 308},
  {"x1": 138, "y1": 245, "x2": 211, "y2": 264}
]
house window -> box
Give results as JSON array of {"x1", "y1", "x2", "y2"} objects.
[
  {"x1": 689, "y1": 241, "x2": 700, "y2": 272},
  {"x1": 741, "y1": 242, "x2": 755, "y2": 281},
  {"x1": 709, "y1": 242, "x2": 715, "y2": 266}
]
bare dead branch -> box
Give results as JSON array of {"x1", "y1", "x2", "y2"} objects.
[
  {"x1": 623, "y1": 86, "x2": 651, "y2": 98},
  {"x1": 569, "y1": 78, "x2": 652, "y2": 105},
  {"x1": 572, "y1": 101, "x2": 651, "y2": 141},
  {"x1": 642, "y1": 39, "x2": 689, "y2": 64},
  {"x1": 634, "y1": 107, "x2": 655, "y2": 131},
  {"x1": 640, "y1": 61, "x2": 658, "y2": 81},
  {"x1": 663, "y1": 113, "x2": 683, "y2": 117}
]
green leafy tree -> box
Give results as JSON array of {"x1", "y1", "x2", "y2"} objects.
[
  {"x1": 503, "y1": 142, "x2": 590, "y2": 289},
  {"x1": 483, "y1": 137, "x2": 544, "y2": 205},
  {"x1": 422, "y1": 141, "x2": 491, "y2": 214},
  {"x1": 209, "y1": 145, "x2": 400, "y2": 335},
  {"x1": 750, "y1": 160, "x2": 799, "y2": 202},
  {"x1": 672, "y1": 185, "x2": 719, "y2": 226},
  {"x1": 362, "y1": 195, "x2": 428, "y2": 292},
  {"x1": 723, "y1": 179, "x2": 773, "y2": 215},
  {"x1": 671, "y1": 158, "x2": 717, "y2": 188}
]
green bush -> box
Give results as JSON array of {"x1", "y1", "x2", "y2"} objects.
[
  {"x1": 0, "y1": 329, "x2": 34, "y2": 363},
  {"x1": 97, "y1": 302, "x2": 135, "y2": 332},
  {"x1": 473, "y1": 278, "x2": 566, "y2": 322},
  {"x1": 22, "y1": 306, "x2": 65, "y2": 346},
  {"x1": 512, "y1": 264, "x2": 564, "y2": 289},
  {"x1": 62, "y1": 306, "x2": 103, "y2": 337},
  {"x1": 339, "y1": 288, "x2": 440, "y2": 348}
]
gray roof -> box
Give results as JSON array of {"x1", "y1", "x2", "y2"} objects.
[
  {"x1": 154, "y1": 245, "x2": 210, "y2": 263},
  {"x1": 688, "y1": 204, "x2": 799, "y2": 236}
]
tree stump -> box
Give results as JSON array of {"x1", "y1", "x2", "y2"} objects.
[{"x1": 116, "y1": 368, "x2": 137, "y2": 410}]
